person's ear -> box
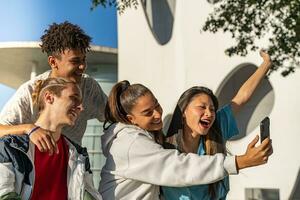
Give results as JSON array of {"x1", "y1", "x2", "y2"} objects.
[
  {"x1": 183, "y1": 110, "x2": 187, "y2": 119},
  {"x1": 48, "y1": 55, "x2": 58, "y2": 70},
  {"x1": 44, "y1": 91, "x2": 55, "y2": 105},
  {"x1": 127, "y1": 114, "x2": 135, "y2": 124}
]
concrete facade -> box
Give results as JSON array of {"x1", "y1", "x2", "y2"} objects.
[{"x1": 117, "y1": 0, "x2": 300, "y2": 199}]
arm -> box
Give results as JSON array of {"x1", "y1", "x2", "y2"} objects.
[
  {"x1": 231, "y1": 50, "x2": 271, "y2": 114},
  {"x1": 116, "y1": 133, "x2": 237, "y2": 187},
  {"x1": 0, "y1": 84, "x2": 57, "y2": 154}
]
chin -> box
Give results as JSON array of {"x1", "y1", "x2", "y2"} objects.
[
  {"x1": 151, "y1": 125, "x2": 163, "y2": 132},
  {"x1": 197, "y1": 129, "x2": 209, "y2": 136},
  {"x1": 74, "y1": 76, "x2": 82, "y2": 83}
]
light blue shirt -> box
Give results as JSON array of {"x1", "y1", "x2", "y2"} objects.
[{"x1": 162, "y1": 104, "x2": 239, "y2": 200}]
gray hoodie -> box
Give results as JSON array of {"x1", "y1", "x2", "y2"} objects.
[{"x1": 99, "y1": 123, "x2": 237, "y2": 200}]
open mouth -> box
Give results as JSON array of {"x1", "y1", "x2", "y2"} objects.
[
  {"x1": 152, "y1": 119, "x2": 162, "y2": 125},
  {"x1": 74, "y1": 71, "x2": 83, "y2": 77},
  {"x1": 199, "y1": 119, "x2": 211, "y2": 129}
]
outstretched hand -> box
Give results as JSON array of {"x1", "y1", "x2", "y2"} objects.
[
  {"x1": 236, "y1": 135, "x2": 273, "y2": 170},
  {"x1": 29, "y1": 126, "x2": 58, "y2": 155}
]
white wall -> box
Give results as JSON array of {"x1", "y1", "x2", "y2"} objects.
[{"x1": 118, "y1": 1, "x2": 300, "y2": 199}]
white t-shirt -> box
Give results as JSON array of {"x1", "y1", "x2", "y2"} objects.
[{"x1": 0, "y1": 71, "x2": 107, "y2": 144}]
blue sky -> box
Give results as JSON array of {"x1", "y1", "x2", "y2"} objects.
[{"x1": 0, "y1": 0, "x2": 117, "y2": 110}]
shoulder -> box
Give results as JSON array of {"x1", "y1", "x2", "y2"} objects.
[
  {"x1": 16, "y1": 71, "x2": 51, "y2": 94},
  {"x1": 81, "y1": 73, "x2": 99, "y2": 87},
  {"x1": 80, "y1": 74, "x2": 106, "y2": 98},
  {"x1": 0, "y1": 135, "x2": 29, "y2": 158},
  {"x1": 116, "y1": 123, "x2": 153, "y2": 140}
]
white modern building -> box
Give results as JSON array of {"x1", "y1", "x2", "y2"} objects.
[
  {"x1": 117, "y1": 0, "x2": 300, "y2": 199},
  {"x1": 1, "y1": 0, "x2": 300, "y2": 199}
]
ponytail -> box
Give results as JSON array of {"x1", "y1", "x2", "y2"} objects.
[
  {"x1": 104, "y1": 80, "x2": 131, "y2": 128},
  {"x1": 104, "y1": 80, "x2": 153, "y2": 130}
]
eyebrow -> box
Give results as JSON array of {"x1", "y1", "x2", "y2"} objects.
[
  {"x1": 141, "y1": 99, "x2": 158, "y2": 113},
  {"x1": 70, "y1": 94, "x2": 82, "y2": 101},
  {"x1": 69, "y1": 57, "x2": 82, "y2": 61},
  {"x1": 196, "y1": 103, "x2": 215, "y2": 108}
]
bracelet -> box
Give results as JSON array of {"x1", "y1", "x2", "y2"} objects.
[{"x1": 27, "y1": 126, "x2": 40, "y2": 137}]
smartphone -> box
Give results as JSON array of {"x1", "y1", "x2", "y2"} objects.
[{"x1": 260, "y1": 117, "x2": 270, "y2": 143}]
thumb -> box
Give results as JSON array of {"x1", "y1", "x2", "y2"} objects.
[{"x1": 248, "y1": 135, "x2": 259, "y2": 148}]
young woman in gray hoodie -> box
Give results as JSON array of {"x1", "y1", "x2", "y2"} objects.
[{"x1": 98, "y1": 80, "x2": 272, "y2": 200}]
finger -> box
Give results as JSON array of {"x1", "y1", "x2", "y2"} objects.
[
  {"x1": 248, "y1": 135, "x2": 259, "y2": 148},
  {"x1": 263, "y1": 156, "x2": 268, "y2": 163},
  {"x1": 35, "y1": 141, "x2": 45, "y2": 152},
  {"x1": 260, "y1": 137, "x2": 271, "y2": 150},
  {"x1": 39, "y1": 139, "x2": 48, "y2": 153},
  {"x1": 43, "y1": 135, "x2": 54, "y2": 155},
  {"x1": 266, "y1": 146, "x2": 273, "y2": 156},
  {"x1": 50, "y1": 135, "x2": 59, "y2": 154}
]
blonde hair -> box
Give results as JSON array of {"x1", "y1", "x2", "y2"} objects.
[{"x1": 32, "y1": 78, "x2": 78, "y2": 112}]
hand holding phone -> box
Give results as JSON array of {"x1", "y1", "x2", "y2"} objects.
[{"x1": 260, "y1": 117, "x2": 270, "y2": 143}]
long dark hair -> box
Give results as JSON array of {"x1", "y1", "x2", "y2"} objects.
[{"x1": 167, "y1": 86, "x2": 225, "y2": 198}]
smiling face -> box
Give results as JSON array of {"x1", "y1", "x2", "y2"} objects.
[
  {"x1": 49, "y1": 49, "x2": 87, "y2": 83},
  {"x1": 51, "y1": 83, "x2": 83, "y2": 126},
  {"x1": 183, "y1": 93, "x2": 216, "y2": 136},
  {"x1": 127, "y1": 93, "x2": 163, "y2": 132}
]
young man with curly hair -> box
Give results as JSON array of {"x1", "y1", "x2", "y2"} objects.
[{"x1": 0, "y1": 21, "x2": 107, "y2": 154}]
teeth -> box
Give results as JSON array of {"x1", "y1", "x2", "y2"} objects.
[{"x1": 152, "y1": 120, "x2": 161, "y2": 124}]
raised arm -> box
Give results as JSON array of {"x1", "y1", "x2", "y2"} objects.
[{"x1": 231, "y1": 50, "x2": 271, "y2": 114}]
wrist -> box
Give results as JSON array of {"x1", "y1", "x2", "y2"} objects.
[
  {"x1": 263, "y1": 60, "x2": 271, "y2": 68},
  {"x1": 26, "y1": 125, "x2": 40, "y2": 137},
  {"x1": 23, "y1": 124, "x2": 35, "y2": 135},
  {"x1": 236, "y1": 154, "x2": 248, "y2": 170}
]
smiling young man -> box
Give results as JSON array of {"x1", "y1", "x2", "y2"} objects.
[
  {"x1": 0, "y1": 78, "x2": 102, "y2": 200},
  {"x1": 0, "y1": 22, "x2": 107, "y2": 153}
]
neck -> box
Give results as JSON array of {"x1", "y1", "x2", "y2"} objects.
[
  {"x1": 181, "y1": 125, "x2": 201, "y2": 153},
  {"x1": 35, "y1": 110, "x2": 63, "y2": 142}
]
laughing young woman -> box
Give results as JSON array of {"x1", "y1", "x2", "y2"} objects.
[
  {"x1": 162, "y1": 51, "x2": 273, "y2": 200},
  {"x1": 0, "y1": 78, "x2": 101, "y2": 200},
  {"x1": 99, "y1": 79, "x2": 271, "y2": 200}
]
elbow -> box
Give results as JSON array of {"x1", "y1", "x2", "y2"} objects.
[{"x1": 232, "y1": 93, "x2": 250, "y2": 107}]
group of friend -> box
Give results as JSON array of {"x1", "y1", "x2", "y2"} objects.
[{"x1": 0, "y1": 21, "x2": 272, "y2": 200}]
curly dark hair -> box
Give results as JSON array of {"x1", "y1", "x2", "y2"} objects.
[{"x1": 40, "y1": 21, "x2": 92, "y2": 57}]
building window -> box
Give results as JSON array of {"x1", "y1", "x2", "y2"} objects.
[{"x1": 141, "y1": 0, "x2": 176, "y2": 45}]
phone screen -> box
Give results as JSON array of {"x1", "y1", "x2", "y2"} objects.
[{"x1": 260, "y1": 117, "x2": 270, "y2": 143}]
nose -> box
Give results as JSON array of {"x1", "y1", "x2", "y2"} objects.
[
  {"x1": 79, "y1": 62, "x2": 87, "y2": 71},
  {"x1": 205, "y1": 108, "x2": 212, "y2": 117},
  {"x1": 77, "y1": 103, "x2": 84, "y2": 113},
  {"x1": 154, "y1": 107, "x2": 163, "y2": 118}
]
